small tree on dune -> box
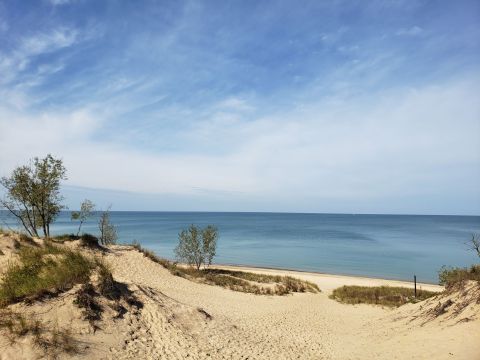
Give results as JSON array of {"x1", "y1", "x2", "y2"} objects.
[
  {"x1": 98, "y1": 206, "x2": 118, "y2": 245},
  {"x1": 175, "y1": 224, "x2": 218, "y2": 270},
  {"x1": 71, "y1": 199, "x2": 95, "y2": 236}
]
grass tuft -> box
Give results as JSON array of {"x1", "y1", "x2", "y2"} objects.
[
  {"x1": 0, "y1": 243, "x2": 95, "y2": 307},
  {"x1": 329, "y1": 285, "x2": 437, "y2": 307}
]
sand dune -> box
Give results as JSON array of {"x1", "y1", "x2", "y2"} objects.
[{"x1": 0, "y1": 238, "x2": 478, "y2": 359}]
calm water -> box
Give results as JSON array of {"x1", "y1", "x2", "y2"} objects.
[{"x1": 2, "y1": 211, "x2": 479, "y2": 283}]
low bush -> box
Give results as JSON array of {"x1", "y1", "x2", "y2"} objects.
[
  {"x1": 0, "y1": 243, "x2": 95, "y2": 306},
  {"x1": 329, "y1": 285, "x2": 437, "y2": 307},
  {"x1": 80, "y1": 233, "x2": 100, "y2": 248},
  {"x1": 438, "y1": 265, "x2": 480, "y2": 289}
]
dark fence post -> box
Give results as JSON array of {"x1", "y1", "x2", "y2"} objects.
[{"x1": 414, "y1": 275, "x2": 417, "y2": 298}]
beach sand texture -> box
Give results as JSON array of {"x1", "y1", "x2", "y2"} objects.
[{"x1": 0, "y1": 240, "x2": 478, "y2": 359}]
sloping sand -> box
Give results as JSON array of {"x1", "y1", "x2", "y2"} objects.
[{"x1": 0, "y1": 238, "x2": 478, "y2": 359}]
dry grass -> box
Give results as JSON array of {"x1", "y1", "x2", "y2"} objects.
[
  {"x1": 0, "y1": 242, "x2": 95, "y2": 306},
  {"x1": 0, "y1": 309, "x2": 78, "y2": 358},
  {"x1": 0, "y1": 309, "x2": 41, "y2": 340},
  {"x1": 330, "y1": 285, "x2": 437, "y2": 307},
  {"x1": 74, "y1": 259, "x2": 143, "y2": 327},
  {"x1": 130, "y1": 242, "x2": 320, "y2": 295}
]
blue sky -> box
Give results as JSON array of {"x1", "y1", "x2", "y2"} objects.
[{"x1": 0, "y1": 0, "x2": 479, "y2": 214}]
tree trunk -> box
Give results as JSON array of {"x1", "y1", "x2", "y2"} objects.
[{"x1": 76, "y1": 220, "x2": 83, "y2": 237}]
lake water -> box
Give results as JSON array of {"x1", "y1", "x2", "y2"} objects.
[{"x1": 1, "y1": 211, "x2": 479, "y2": 283}]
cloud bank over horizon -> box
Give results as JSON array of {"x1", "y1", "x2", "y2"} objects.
[{"x1": 0, "y1": 0, "x2": 479, "y2": 214}]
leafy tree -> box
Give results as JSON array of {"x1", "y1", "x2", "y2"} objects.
[
  {"x1": 71, "y1": 199, "x2": 95, "y2": 236},
  {"x1": 98, "y1": 207, "x2": 118, "y2": 245},
  {"x1": 175, "y1": 224, "x2": 218, "y2": 270},
  {"x1": 0, "y1": 154, "x2": 66, "y2": 237}
]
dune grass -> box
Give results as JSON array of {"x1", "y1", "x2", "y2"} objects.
[
  {"x1": 51, "y1": 233, "x2": 100, "y2": 248},
  {"x1": 330, "y1": 285, "x2": 437, "y2": 307},
  {"x1": 438, "y1": 264, "x2": 480, "y2": 290},
  {"x1": 130, "y1": 242, "x2": 320, "y2": 295},
  {"x1": 0, "y1": 242, "x2": 95, "y2": 307}
]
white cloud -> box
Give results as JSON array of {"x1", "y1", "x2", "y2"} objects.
[
  {"x1": 0, "y1": 76, "x2": 478, "y2": 213},
  {"x1": 20, "y1": 28, "x2": 77, "y2": 55}
]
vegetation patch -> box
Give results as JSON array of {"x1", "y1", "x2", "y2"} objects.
[
  {"x1": 74, "y1": 283, "x2": 102, "y2": 327},
  {"x1": 330, "y1": 285, "x2": 437, "y2": 307},
  {"x1": 0, "y1": 242, "x2": 95, "y2": 307},
  {"x1": 131, "y1": 242, "x2": 319, "y2": 295},
  {"x1": 74, "y1": 261, "x2": 143, "y2": 327},
  {"x1": 79, "y1": 233, "x2": 100, "y2": 248},
  {"x1": 438, "y1": 264, "x2": 480, "y2": 290},
  {"x1": 51, "y1": 233, "x2": 100, "y2": 248},
  {"x1": 51, "y1": 233, "x2": 80, "y2": 242}
]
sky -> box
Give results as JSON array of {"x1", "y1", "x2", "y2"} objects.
[{"x1": 0, "y1": 0, "x2": 479, "y2": 214}]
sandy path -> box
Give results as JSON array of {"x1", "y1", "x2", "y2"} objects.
[{"x1": 106, "y1": 247, "x2": 478, "y2": 359}]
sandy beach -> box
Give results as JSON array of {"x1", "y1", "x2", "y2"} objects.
[
  {"x1": 211, "y1": 264, "x2": 443, "y2": 293},
  {"x1": 0, "y1": 238, "x2": 478, "y2": 360}
]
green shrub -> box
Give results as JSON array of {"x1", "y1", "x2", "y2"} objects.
[
  {"x1": 330, "y1": 285, "x2": 437, "y2": 307},
  {"x1": 438, "y1": 265, "x2": 480, "y2": 289}
]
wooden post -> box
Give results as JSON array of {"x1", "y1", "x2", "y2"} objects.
[{"x1": 414, "y1": 275, "x2": 417, "y2": 298}]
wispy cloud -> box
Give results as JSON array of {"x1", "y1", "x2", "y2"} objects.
[{"x1": 0, "y1": 27, "x2": 78, "y2": 90}]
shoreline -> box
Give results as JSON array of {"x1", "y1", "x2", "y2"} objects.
[{"x1": 210, "y1": 262, "x2": 444, "y2": 293}]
